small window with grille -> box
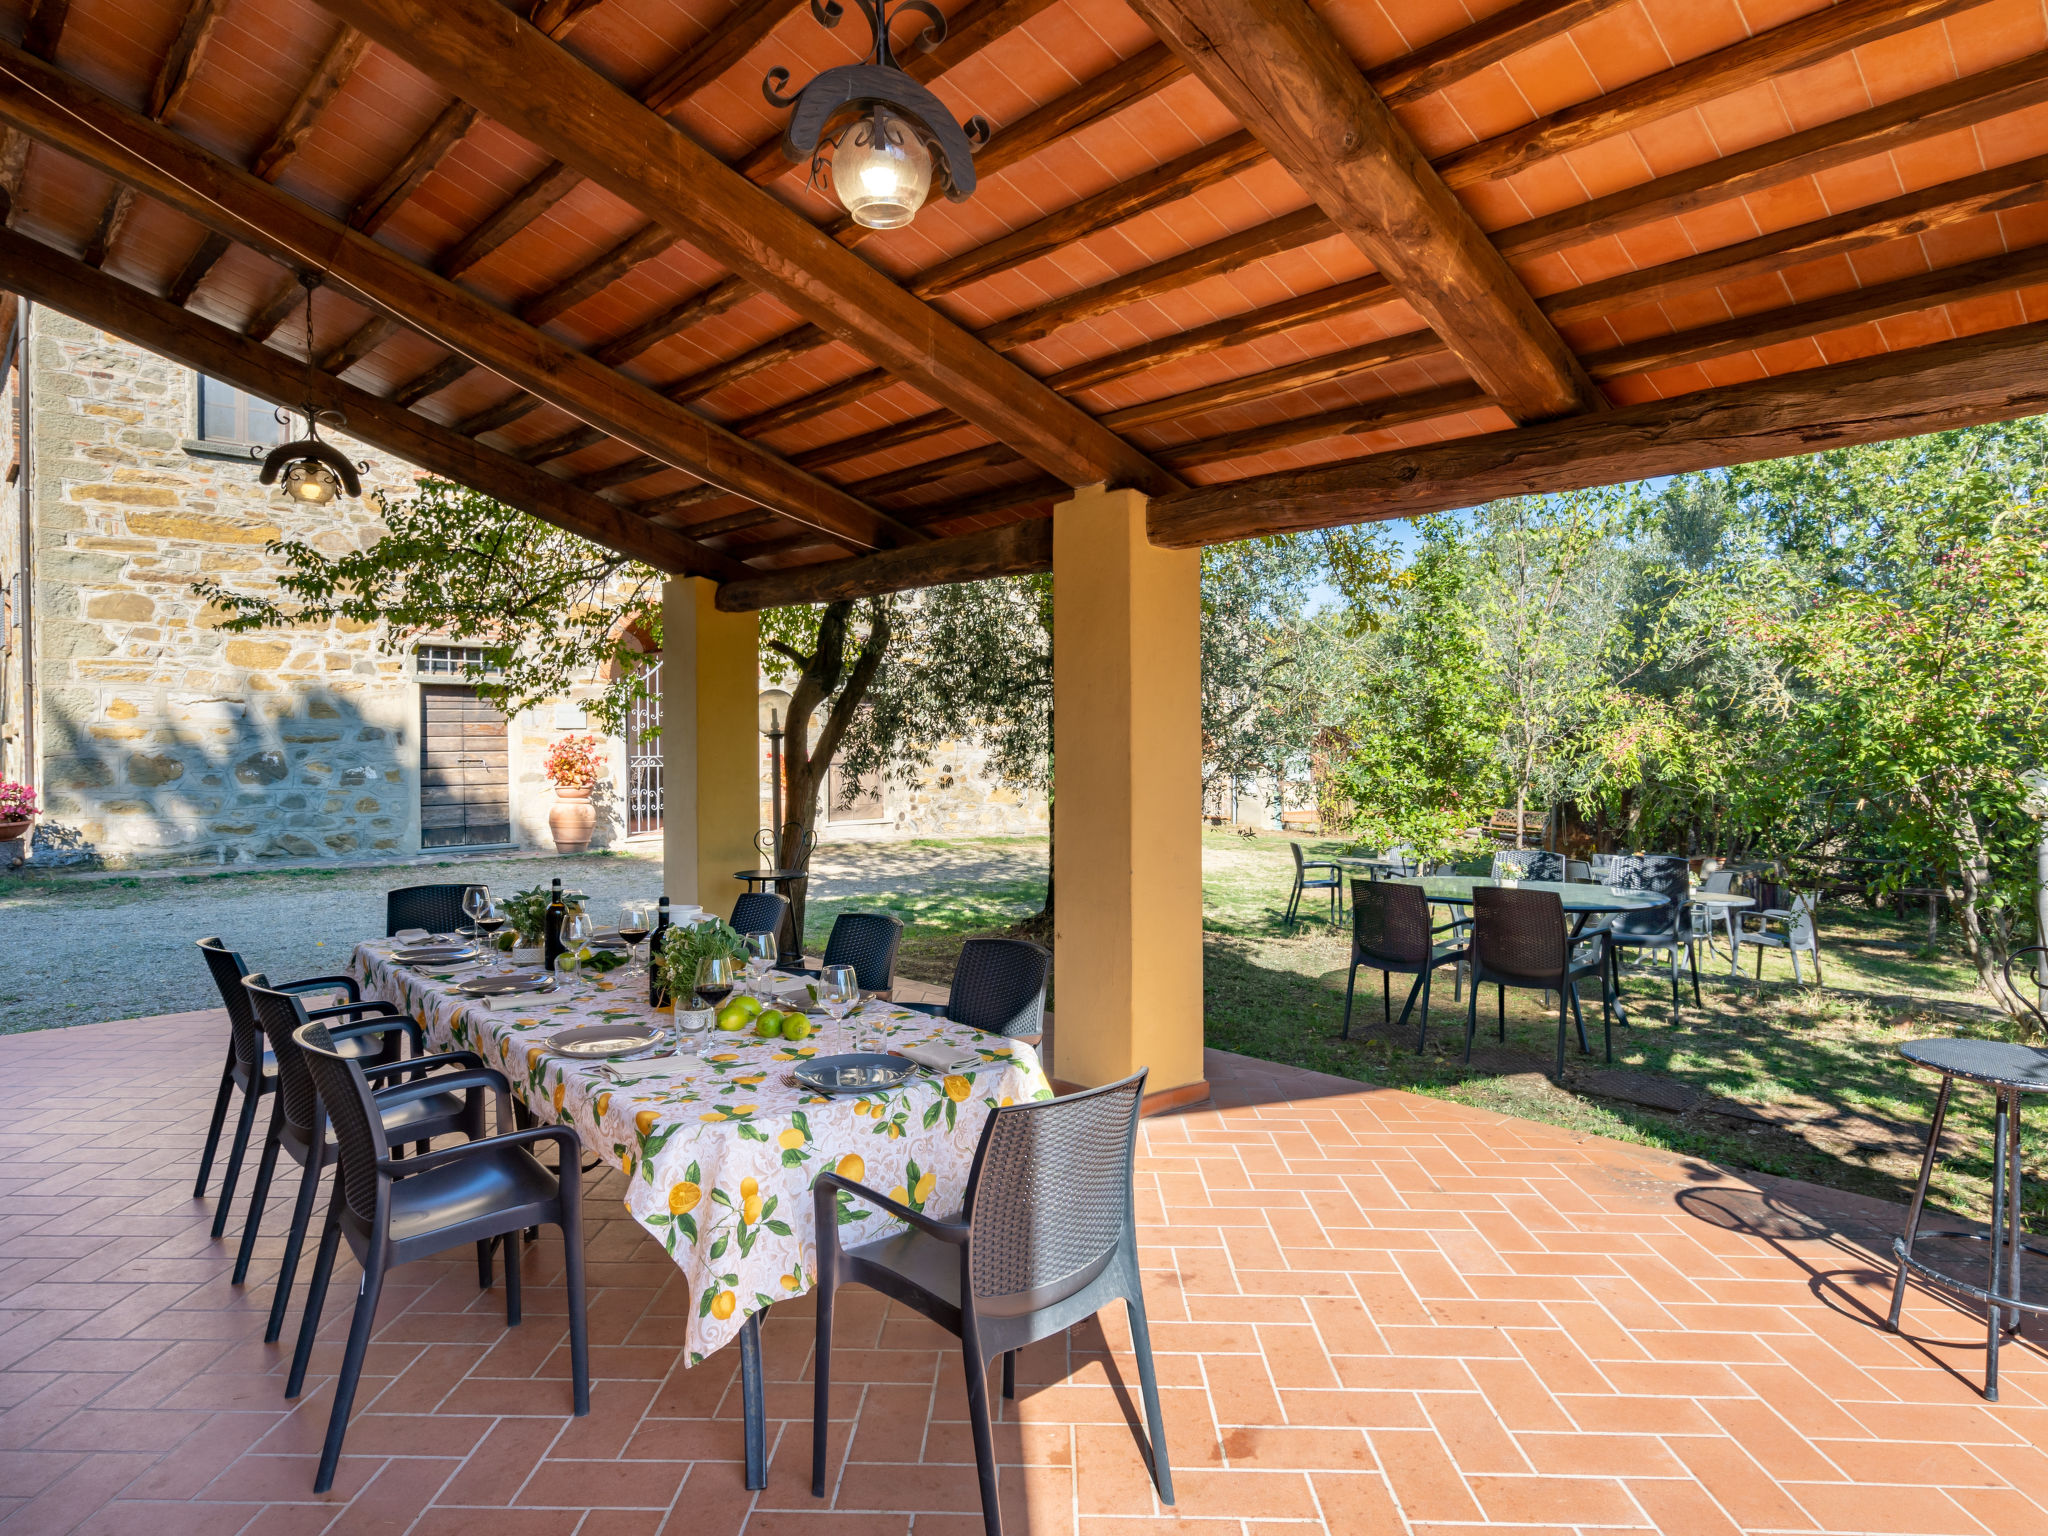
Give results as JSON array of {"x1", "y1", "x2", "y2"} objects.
[
  {"x1": 415, "y1": 644, "x2": 502, "y2": 678},
  {"x1": 197, "y1": 376, "x2": 285, "y2": 447}
]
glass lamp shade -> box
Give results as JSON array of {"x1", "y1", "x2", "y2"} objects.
[
  {"x1": 830, "y1": 106, "x2": 932, "y2": 229},
  {"x1": 281, "y1": 458, "x2": 342, "y2": 505},
  {"x1": 757, "y1": 687, "x2": 793, "y2": 735}
]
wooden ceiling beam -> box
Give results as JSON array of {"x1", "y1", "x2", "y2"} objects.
[
  {"x1": 80, "y1": 185, "x2": 135, "y2": 268},
  {"x1": 521, "y1": 221, "x2": 675, "y2": 327},
  {"x1": 319, "y1": 314, "x2": 397, "y2": 375},
  {"x1": 458, "y1": 393, "x2": 543, "y2": 437},
  {"x1": 0, "y1": 39, "x2": 919, "y2": 552},
  {"x1": 715, "y1": 518, "x2": 1053, "y2": 611},
  {"x1": 1500, "y1": 48, "x2": 2048, "y2": 264},
  {"x1": 528, "y1": 0, "x2": 614, "y2": 41},
  {"x1": 0, "y1": 222, "x2": 738, "y2": 576},
  {"x1": 1369, "y1": 0, "x2": 1629, "y2": 109},
  {"x1": 20, "y1": 0, "x2": 71, "y2": 61},
  {"x1": 969, "y1": 44, "x2": 1186, "y2": 183},
  {"x1": 1148, "y1": 319, "x2": 2048, "y2": 545},
  {"x1": 390, "y1": 352, "x2": 474, "y2": 408},
  {"x1": 1125, "y1": 0, "x2": 1593, "y2": 422},
  {"x1": 1105, "y1": 330, "x2": 1446, "y2": 433},
  {"x1": 0, "y1": 126, "x2": 28, "y2": 224},
  {"x1": 151, "y1": 0, "x2": 229, "y2": 122},
  {"x1": 1160, "y1": 382, "x2": 1489, "y2": 469},
  {"x1": 575, "y1": 453, "x2": 666, "y2": 491},
  {"x1": 641, "y1": 0, "x2": 806, "y2": 115},
  {"x1": 252, "y1": 26, "x2": 370, "y2": 181},
  {"x1": 1438, "y1": 0, "x2": 1991, "y2": 190},
  {"x1": 322, "y1": 0, "x2": 1173, "y2": 494},
  {"x1": 594, "y1": 275, "x2": 752, "y2": 368}
]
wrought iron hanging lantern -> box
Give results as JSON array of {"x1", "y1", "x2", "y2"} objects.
[
  {"x1": 764, "y1": 0, "x2": 990, "y2": 230},
  {"x1": 253, "y1": 271, "x2": 364, "y2": 506}
]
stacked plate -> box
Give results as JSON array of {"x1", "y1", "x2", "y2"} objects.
[
  {"x1": 393, "y1": 942, "x2": 477, "y2": 965},
  {"x1": 457, "y1": 970, "x2": 555, "y2": 997}
]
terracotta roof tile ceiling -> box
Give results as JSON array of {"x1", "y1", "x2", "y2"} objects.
[{"x1": 5, "y1": 0, "x2": 2048, "y2": 600}]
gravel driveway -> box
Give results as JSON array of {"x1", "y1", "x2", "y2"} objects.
[{"x1": 0, "y1": 837, "x2": 1047, "y2": 1034}]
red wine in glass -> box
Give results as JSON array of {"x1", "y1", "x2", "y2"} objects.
[{"x1": 696, "y1": 983, "x2": 733, "y2": 1009}]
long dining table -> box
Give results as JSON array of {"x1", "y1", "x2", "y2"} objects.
[{"x1": 351, "y1": 938, "x2": 1053, "y2": 1488}]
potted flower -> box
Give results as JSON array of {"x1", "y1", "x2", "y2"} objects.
[
  {"x1": 0, "y1": 780, "x2": 36, "y2": 850},
  {"x1": 542, "y1": 733, "x2": 606, "y2": 853}
]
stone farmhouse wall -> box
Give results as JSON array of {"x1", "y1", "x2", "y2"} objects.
[{"x1": 2, "y1": 311, "x2": 1041, "y2": 870}]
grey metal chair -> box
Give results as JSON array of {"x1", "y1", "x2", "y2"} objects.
[
  {"x1": 287, "y1": 1019, "x2": 589, "y2": 1493},
  {"x1": 1492, "y1": 848, "x2": 1566, "y2": 882},
  {"x1": 235, "y1": 977, "x2": 493, "y2": 1344},
  {"x1": 1602, "y1": 854, "x2": 1701, "y2": 1017},
  {"x1": 1341, "y1": 879, "x2": 1468, "y2": 1051},
  {"x1": 906, "y1": 936, "x2": 1050, "y2": 1038},
  {"x1": 1464, "y1": 886, "x2": 1611, "y2": 1077},
  {"x1": 1285, "y1": 841, "x2": 1343, "y2": 926},
  {"x1": 194, "y1": 938, "x2": 395, "y2": 1238},
  {"x1": 385, "y1": 883, "x2": 475, "y2": 937},
  {"x1": 811, "y1": 1070, "x2": 1171, "y2": 1536},
  {"x1": 794, "y1": 911, "x2": 904, "y2": 996},
  {"x1": 730, "y1": 889, "x2": 791, "y2": 940}
]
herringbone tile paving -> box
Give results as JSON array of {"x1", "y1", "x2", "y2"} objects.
[{"x1": 2, "y1": 1011, "x2": 2045, "y2": 1534}]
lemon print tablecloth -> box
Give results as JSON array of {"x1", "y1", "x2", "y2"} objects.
[{"x1": 351, "y1": 942, "x2": 1053, "y2": 1362}]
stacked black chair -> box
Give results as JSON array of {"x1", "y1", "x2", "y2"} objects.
[
  {"x1": 1601, "y1": 854, "x2": 1700, "y2": 1019},
  {"x1": 1493, "y1": 848, "x2": 1566, "y2": 882},
  {"x1": 1464, "y1": 887, "x2": 1611, "y2": 1077},
  {"x1": 730, "y1": 889, "x2": 792, "y2": 941},
  {"x1": 908, "y1": 937, "x2": 1050, "y2": 1038},
  {"x1": 1285, "y1": 842, "x2": 1344, "y2": 926},
  {"x1": 1341, "y1": 880, "x2": 1469, "y2": 1050},
  {"x1": 385, "y1": 883, "x2": 476, "y2": 937},
  {"x1": 812, "y1": 1071, "x2": 1171, "y2": 1536},
  {"x1": 236, "y1": 978, "x2": 495, "y2": 1343},
  {"x1": 194, "y1": 938, "x2": 397, "y2": 1238},
  {"x1": 288, "y1": 1018, "x2": 589, "y2": 1492},
  {"x1": 795, "y1": 911, "x2": 905, "y2": 996}
]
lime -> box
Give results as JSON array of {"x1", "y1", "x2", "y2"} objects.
[
  {"x1": 715, "y1": 1003, "x2": 752, "y2": 1031},
  {"x1": 731, "y1": 993, "x2": 764, "y2": 1019},
  {"x1": 780, "y1": 1013, "x2": 814, "y2": 1042},
  {"x1": 754, "y1": 1010, "x2": 784, "y2": 1039}
]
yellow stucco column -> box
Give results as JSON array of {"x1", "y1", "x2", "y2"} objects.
[
  {"x1": 1052, "y1": 484, "x2": 1207, "y2": 1106},
  {"x1": 660, "y1": 577, "x2": 758, "y2": 916}
]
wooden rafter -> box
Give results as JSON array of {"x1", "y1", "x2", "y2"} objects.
[
  {"x1": 1148, "y1": 321, "x2": 2048, "y2": 544},
  {"x1": 21, "y1": 0, "x2": 71, "y2": 60},
  {"x1": 716, "y1": 520, "x2": 1054, "y2": 612},
  {"x1": 0, "y1": 38, "x2": 921, "y2": 553},
  {"x1": 0, "y1": 222, "x2": 735, "y2": 576},
  {"x1": 349, "y1": 100, "x2": 477, "y2": 235},
  {"x1": 1369, "y1": 0, "x2": 1629, "y2": 109},
  {"x1": 1124, "y1": 0, "x2": 1591, "y2": 422},
  {"x1": 639, "y1": 0, "x2": 806, "y2": 116},
  {"x1": 251, "y1": 26, "x2": 370, "y2": 181},
  {"x1": 150, "y1": 0, "x2": 229, "y2": 122},
  {"x1": 321, "y1": 0, "x2": 1173, "y2": 495}
]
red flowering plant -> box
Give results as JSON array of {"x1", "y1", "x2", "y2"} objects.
[
  {"x1": 0, "y1": 781, "x2": 36, "y2": 821},
  {"x1": 543, "y1": 734, "x2": 606, "y2": 789}
]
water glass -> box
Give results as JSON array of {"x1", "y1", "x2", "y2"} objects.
[
  {"x1": 820, "y1": 961, "x2": 858, "y2": 1048},
  {"x1": 671, "y1": 1003, "x2": 714, "y2": 1057},
  {"x1": 560, "y1": 911, "x2": 593, "y2": 989},
  {"x1": 743, "y1": 929, "x2": 777, "y2": 992}
]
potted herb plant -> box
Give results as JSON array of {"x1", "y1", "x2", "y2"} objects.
[
  {"x1": 498, "y1": 883, "x2": 585, "y2": 965},
  {"x1": 659, "y1": 916, "x2": 745, "y2": 1002},
  {"x1": 543, "y1": 733, "x2": 606, "y2": 853}
]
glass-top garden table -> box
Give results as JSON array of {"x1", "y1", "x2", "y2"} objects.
[
  {"x1": 351, "y1": 940, "x2": 1052, "y2": 1489},
  {"x1": 1380, "y1": 877, "x2": 1671, "y2": 1026}
]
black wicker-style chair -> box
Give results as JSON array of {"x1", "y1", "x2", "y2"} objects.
[
  {"x1": 1464, "y1": 887, "x2": 1611, "y2": 1078},
  {"x1": 1601, "y1": 854, "x2": 1700, "y2": 1018},
  {"x1": 1341, "y1": 880, "x2": 1469, "y2": 1050},
  {"x1": 385, "y1": 883, "x2": 476, "y2": 937},
  {"x1": 905, "y1": 936, "x2": 1050, "y2": 1038},
  {"x1": 1285, "y1": 842, "x2": 1343, "y2": 926},
  {"x1": 812, "y1": 1071, "x2": 1171, "y2": 1536},
  {"x1": 730, "y1": 890, "x2": 791, "y2": 941},
  {"x1": 287, "y1": 1019, "x2": 589, "y2": 1493},
  {"x1": 1492, "y1": 848, "x2": 1566, "y2": 882},
  {"x1": 195, "y1": 938, "x2": 395, "y2": 1238},
  {"x1": 793, "y1": 912, "x2": 905, "y2": 996},
  {"x1": 236, "y1": 978, "x2": 494, "y2": 1344}
]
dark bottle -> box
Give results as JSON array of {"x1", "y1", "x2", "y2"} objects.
[
  {"x1": 542, "y1": 878, "x2": 567, "y2": 972},
  {"x1": 648, "y1": 895, "x2": 673, "y2": 1007}
]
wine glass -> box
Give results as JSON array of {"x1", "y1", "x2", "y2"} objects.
[
  {"x1": 819, "y1": 962, "x2": 859, "y2": 1050},
  {"x1": 473, "y1": 894, "x2": 507, "y2": 973},
  {"x1": 461, "y1": 884, "x2": 490, "y2": 942},
  {"x1": 743, "y1": 930, "x2": 777, "y2": 995},
  {"x1": 619, "y1": 901, "x2": 654, "y2": 986},
  {"x1": 560, "y1": 911, "x2": 593, "y2": 990},
  {"x1": 695, "y1": 953, "x2": 736, "y2": 1013}
]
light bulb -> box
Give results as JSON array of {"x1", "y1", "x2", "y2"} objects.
[
  {"x1": 829, "y1": 106, "x2": 932, "y2": 230},
  {"x1": 285, "y1": 459, "x2": 340, "y2": 505}
]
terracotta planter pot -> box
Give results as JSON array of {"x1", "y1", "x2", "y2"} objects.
[
  {"x1": 0, "y1": 818, "x2": 30, "y2": 844},
  {"x1": 548, "y1": 785, "x2": 596, "y2": 853}
]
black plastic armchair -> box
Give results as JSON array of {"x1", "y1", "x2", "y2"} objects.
[
  {"x1": 1464, "y1": 886, "x2": 1610, "y2": 1077},
  {"x1": 903, "y1": 936, "x2": 1050, "y2": 1038},
  {"x1": 793, "y1": 911, "x2": 905, "y2": 996},
  {"x1": 1342, "y1": 880, "x2": 1469, "y2": 1051},
  {"x1": 195, "y1": 938, "x2": 396, "y2": 1238},
  {"x1": 385, "y1": 883, "x2": 476, "y2": 937},
  {"x1": 1602, "y1": 854, "x2": 1700, "y2": 1018},
  {"x1": 1492, "y1": 848, "x2": 1566, "y2": 882},
  {"x1": 236, "y1": 978, "x2": 495, "y2": 1345},
  {"x1": 288, "y1": 1019, "x2": 589, "y2": 1493},
  {"x1": 1285, "y1": 842, "x2": 1343, "y2": 926},
  {"x1": 811, "y1": 1071, "x2": 1170, "y2": 1536},
  {"x1": 730, "y1": 890, "x2": 791, "y2": 940}
]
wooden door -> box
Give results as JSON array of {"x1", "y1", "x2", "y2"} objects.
[{"x1": 419, "y1": 685, "x2": 510, "y2": 848}]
